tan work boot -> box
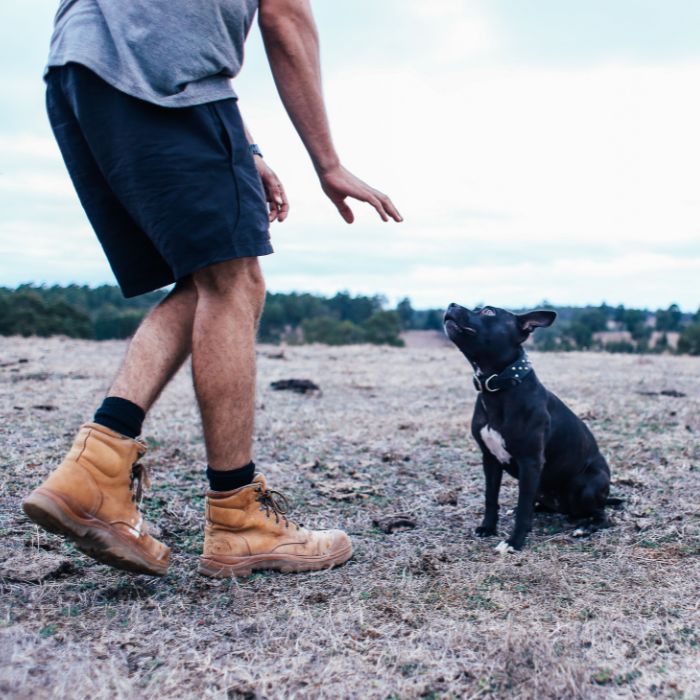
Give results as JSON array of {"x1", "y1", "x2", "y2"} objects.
[
  {"x1": 23, "y1": 422, "x2": 170, "y2": 576},
  {"x1": 199, "y1": 474, "x2": 353, "y2": 578}
]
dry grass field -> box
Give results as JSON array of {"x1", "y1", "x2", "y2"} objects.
[{"x1": 1, "y1": 337, "x2": 699, "y2": 699}]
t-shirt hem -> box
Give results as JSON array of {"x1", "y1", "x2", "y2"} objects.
[{"x1": 45, "y1": 55, "x2": 238, "y2": 107}]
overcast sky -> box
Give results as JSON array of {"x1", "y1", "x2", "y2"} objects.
[{"x1": 1, "y1": 0, "x2": 699, "y2": 310}]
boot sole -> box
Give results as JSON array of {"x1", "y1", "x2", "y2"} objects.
[
  {"x1": 22, "y1": 488, "x2": 169, "y2": 577},
  {"x1": 198, "y1": 541, "x2": 353, "y2": 578}
]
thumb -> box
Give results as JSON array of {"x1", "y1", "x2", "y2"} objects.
[{"x1": 335, "y1": 198, "x2": 354, "y2": 223}]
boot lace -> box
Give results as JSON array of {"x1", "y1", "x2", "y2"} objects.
[
  {"x1": 255, "y1": 487, "x2": 301, "y2": 530},
  {"x1": 129, "y1": 461, "x2": 151, "y2": 505}
]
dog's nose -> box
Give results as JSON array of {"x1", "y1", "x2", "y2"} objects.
[{"x1": 447, "y1": 302, "x2": 458, "y2": 310}]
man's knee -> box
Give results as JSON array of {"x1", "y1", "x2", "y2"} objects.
[{"x1": 193, "y1": 258, "x2": 266, "y2": 313}]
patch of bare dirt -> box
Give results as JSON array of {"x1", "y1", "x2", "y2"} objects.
[{"x1": 1, "y1": 338, "x2": 699, "y2": 699}]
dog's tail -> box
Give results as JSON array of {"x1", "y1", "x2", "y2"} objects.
[{"x1": 605, "y1": 496, "x2": 625, "y2": 506}]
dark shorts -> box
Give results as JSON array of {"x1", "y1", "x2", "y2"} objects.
[{"x1": 46, "y1": 63, "x2": 273, "y2": 297}]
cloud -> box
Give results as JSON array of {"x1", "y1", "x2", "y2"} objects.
[
  {"x1": 0, "y1": 218, "x2": 110, "y2": 286},
  {"x1": 402, "y1": 0, "x2": 499, "y2": 64},
  {"x1": 0, "y1": 133, "x2": 59, "y2": 159},
  {"x1": 237, "y1": 55, "x2": 700, "y2": 310},
  {"x1": 263, "y1": 252, "x2": 700, "y2": 310}
]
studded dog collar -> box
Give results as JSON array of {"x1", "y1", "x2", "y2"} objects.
[{"x1": 472, "y1": 350, "x2": 533, "y2": 393}]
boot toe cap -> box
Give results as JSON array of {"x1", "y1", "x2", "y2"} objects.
[{"x1": 322, "y1": 528, "x2": 353, "y2": 558}]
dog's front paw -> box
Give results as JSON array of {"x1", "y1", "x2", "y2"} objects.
[
  {"x1": 501, "y1": 534, "x2": 526, "y2": 552},
  {"x1": 475, "y1": 525, "x2": 497, "y2": 537},
  {"x1": 496, "y1": 534, "x2": 527, "y2": 554},
  {"x1": 494, "y1": 540, "x2": 516, "y2": 555}
]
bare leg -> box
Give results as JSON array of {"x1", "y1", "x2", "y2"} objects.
[
  {"x1": 191, "y1": 258, "x2": 265, "y2": 470},
  {"x1": 108, "y1": 279, "x2": 197, "y2": 411}
]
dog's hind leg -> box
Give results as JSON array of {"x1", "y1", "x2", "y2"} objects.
[
  {"x1": 568, "y1": 461, "x2": 612, "y2": 530},
  {"x1": 534, "y1": 492, "x2": 559, "y2": 513}
]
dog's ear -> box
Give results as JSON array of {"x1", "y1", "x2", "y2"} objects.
[{"x1": 517, "y1": 310, "x2": 556, "y2": 333}]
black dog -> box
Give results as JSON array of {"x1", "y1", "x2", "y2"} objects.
[{"x1": 444, "y1": 303, "x2": 616, "y2": 552}]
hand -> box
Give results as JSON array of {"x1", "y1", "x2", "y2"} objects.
[
  {"x1": 254, "y1": 156, "x2": 289, "y2": 223},
  {"x1": 319, "y1": 165, "x2": 403, "y2": 224}
]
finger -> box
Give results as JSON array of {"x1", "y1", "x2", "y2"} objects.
[
  {"x1": 276, "y1": 184, "x2": 290, "y2": 223},
  {"x1": 267, "y1": 194, "x2": 279, "y2": 223},
  {"x1": 365, "y1": 194, "x2": 389, "y2": 222},
  {"x1": 336, "y1": 198, "x2": 354, "y2": 223},
  {"x1": 271, "y1": 185, "x2": 285, "y2": 207},
  {"x1": 380, "y1": 194, "x2": 403, "y2": 222},
  {"x1": 265, "y1": 180, "x2": 284, "y2": 223}
]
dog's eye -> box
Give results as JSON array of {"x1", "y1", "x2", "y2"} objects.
[{"x1": 480, "y1": 308, "x2": 496, "y2": 316}]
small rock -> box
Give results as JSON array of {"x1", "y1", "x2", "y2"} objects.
[
  {"x1": 381, "y1": 451, "x2": 410, "y2": 463},
  {"x1": 305, "y1": 591, "x2": 330, "y2": 604},
  {"x1": 372, "y1": 514, "x2": 417, "y2": 534},
  {"x1": 270, "y1": 379, "x2": 320, "y2": 394},
  {"x1": 435, "y1": 490, "x2": 459, "y2": 506}
]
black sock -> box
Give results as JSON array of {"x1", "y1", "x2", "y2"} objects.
[
  {"x1": 93, "y1": 396, "x2": 146, "y2": 439},
  {"x1": 207, "y1": 461, "x2": 256, "y2": 492}
]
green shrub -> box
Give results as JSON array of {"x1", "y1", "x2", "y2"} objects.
[
  {"x1": 363, "y1": 311, "x2": 404, "y2": 346},
  {"x1": 678, "y1": 323, "x2": 700, "y2": 356},
  {"x1": 301, "y1": 316, "x2": 367, "y2": 345},
  {"x1": 94, "y1": 307, "x2": 146, "y2": 340},
  {"x1": 0, "y1": 291, "x2": 92, "y2": 338}
]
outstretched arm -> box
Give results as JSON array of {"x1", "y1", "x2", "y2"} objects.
[{"x1": 258, "y1": 0, "x2": 402, "y2": 223}]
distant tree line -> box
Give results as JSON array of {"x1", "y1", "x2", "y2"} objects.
[
  {"x1": 0, "y1": 285, "x2": 407, "y2": 346},
  {"x1": 1, "y1": 285, "x2": 699, "y2": 354},
  {"x1": 520, "y1": 302, "x2": 700, "y2": 355},
  {"x1": 0, "y1": 285, "x2": 165, "y2": 340},
  {"x1": 259, "y1": 291, "x2": 404, "y2": 346}
]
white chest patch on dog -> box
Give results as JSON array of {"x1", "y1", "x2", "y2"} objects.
[{"x1": 480, "y1": 426, "x2": 512, "y2": 464}]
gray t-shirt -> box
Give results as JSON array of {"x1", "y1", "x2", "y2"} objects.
[{"x1": 47, "y1": 0, "x2": 259, "y2": 107}]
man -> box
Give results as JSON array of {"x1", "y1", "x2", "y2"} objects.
[{"x1": 22, "y1": 0, "x2": 402, "y2": 578}]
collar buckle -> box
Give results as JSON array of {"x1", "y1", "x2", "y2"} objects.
[
  {"x1": 473, "y1": 374, "x2": 501, "y2": 393},
  {"x1": 483, "y1": 374, "x2": 501, "y2": 392}
]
